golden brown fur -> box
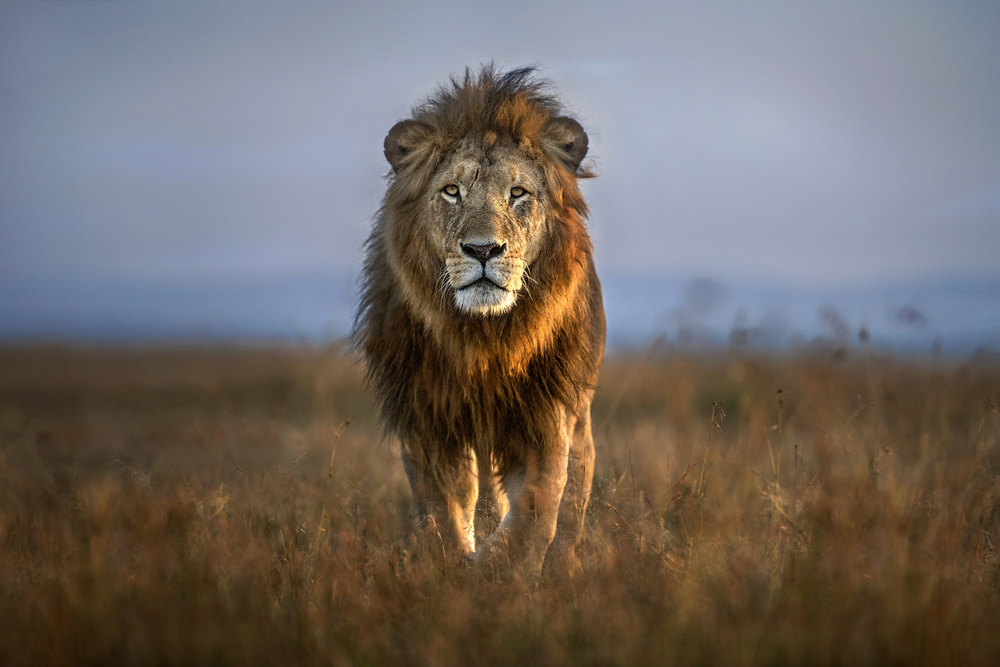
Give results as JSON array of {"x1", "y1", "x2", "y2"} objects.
[{"x1": 355, "y1": 65, "x2": 605, "y2": 573}]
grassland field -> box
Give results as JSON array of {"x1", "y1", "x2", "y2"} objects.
[{"x1": 1, "y1": 344, "x2": 999, "y2": 665}]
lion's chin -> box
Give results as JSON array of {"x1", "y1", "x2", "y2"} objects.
[{"x1": 454, "y1": 280, "x2": 517, "y2": 316}]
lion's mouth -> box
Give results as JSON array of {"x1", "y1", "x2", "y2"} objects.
[{"x1": 456, "y1": 276, "x2": 505, "y2": 291}]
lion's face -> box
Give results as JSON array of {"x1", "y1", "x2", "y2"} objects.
[
  {"x1": 428, "y1": 140, "x2": 547, "y2": 316},
  {"x1": 382, "y1": 112, "x2": 589, "y2": 320}
]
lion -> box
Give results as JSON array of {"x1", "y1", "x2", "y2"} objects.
[{"x1": 354, "y1": 65, "x2": 605, "y2": 575}]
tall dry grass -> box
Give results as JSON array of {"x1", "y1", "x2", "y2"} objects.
[{"x1": 1, "y1": 345, "x2": 998, "y2": 665}]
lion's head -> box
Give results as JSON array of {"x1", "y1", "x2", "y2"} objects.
[{"x1": 383, "y1": 110, "x2": 588, "y2": 317}]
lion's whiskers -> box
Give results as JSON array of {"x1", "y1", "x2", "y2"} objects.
[
  {"x1": 437, "y1": 270, "x2": 454, "y2": 307},
  {"x1": 521, "y1": 268, "x2": 537, "y2": 299},
  {"x1": 437, "y1": 269, "x2": 451, "y2": 292}
]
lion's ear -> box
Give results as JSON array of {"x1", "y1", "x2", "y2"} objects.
[
  {"x1": 541, "y1": 116, "x2": 589, "y2": 172},
  {"x1": 384, "y1": 120, "x2": 434, "y2": 174}
]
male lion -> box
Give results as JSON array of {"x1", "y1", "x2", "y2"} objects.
[{"x1": 355, "y1": 65, "x2": 605, "y2": 575}]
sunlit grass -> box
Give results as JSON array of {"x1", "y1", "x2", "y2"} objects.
[{"x1": 1, "y1": 345, "x2": 998, "y2": 665}]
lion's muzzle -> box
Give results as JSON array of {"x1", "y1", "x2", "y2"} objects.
[{"x1": 449, "y1": 238, "x2": 521, "y2": 316}]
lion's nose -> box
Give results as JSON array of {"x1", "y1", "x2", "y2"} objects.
[{"x1": 461, "y1": 242, "x2": 506, "y2": 265}]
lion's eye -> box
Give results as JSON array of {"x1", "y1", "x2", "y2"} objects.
[
  {"x1": 442, "y1": 184, "x2": 460, "y2": 199},
  {"x1": 510, "y1": 186, "x2": 527, "y2": 198}
]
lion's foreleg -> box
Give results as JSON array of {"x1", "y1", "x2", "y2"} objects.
[
  {"x1": 477, "y1": 444, "x2": 569, "y2": 576},
  {"x1": 547, "y1": 400, "x2": 596, "y2": 574},
  {"x1": 474, "y1": 451, "x2": 509, "y2": 544},
  {"x1": 401, "y1": 442, "x2": 478, "y2": 559}
]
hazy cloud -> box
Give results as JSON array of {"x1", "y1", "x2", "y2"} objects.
[{"x1": 1, "y1": 1, "x2": 998, "y2": 343}]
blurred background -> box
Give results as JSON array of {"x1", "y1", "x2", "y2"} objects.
[{"x1": 2, "y1": 1, "x2": 998, "y2": 355}]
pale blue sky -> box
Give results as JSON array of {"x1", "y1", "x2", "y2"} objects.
[{"x1": 1, "y1": 1, "x2": 998, "y2": 346}]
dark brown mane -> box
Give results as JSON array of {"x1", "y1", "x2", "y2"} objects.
[{"x1": 354, "y1": 64, "x2": 604, "y2": 477}]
